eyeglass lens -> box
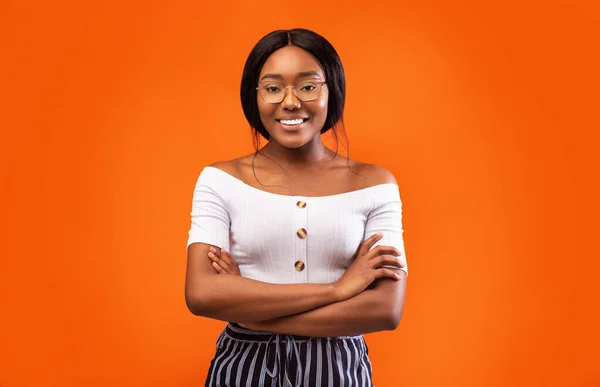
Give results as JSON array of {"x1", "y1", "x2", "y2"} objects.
[{"x1": 258, "y1": 82, "x2": 323, "y2": 103}]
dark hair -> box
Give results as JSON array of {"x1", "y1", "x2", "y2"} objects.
[{"x1": 240, "y1": 28, "x2": 348, "y2": 152}]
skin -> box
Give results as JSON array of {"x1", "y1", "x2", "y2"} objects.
[{"x1": 185, "y1": 45, "x2": 407, "y2": 337}]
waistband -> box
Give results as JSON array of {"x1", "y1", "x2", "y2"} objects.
[
  {"x1": 224, "y1": 322, "x2": 363, "y2": 342},
  {"x1": 224, "y1": 323, "x2": 314, "y2": 342}
]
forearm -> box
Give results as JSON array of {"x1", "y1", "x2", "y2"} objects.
[
  {"x1": 186, "y1": 274, "x2": 339, "y2": 323},
  {"x1": 245, "y1": 275, "x2": 406, "y2": 337}
]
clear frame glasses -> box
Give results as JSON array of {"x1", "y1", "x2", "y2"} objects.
[{"x1": 256, "y1": 81, "x2": 327, "y2": 104}]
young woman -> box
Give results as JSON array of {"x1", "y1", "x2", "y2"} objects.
[{"x1": 185, "y1": 28, "x2": 408, "y2": 387}]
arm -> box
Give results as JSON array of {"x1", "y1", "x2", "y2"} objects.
[
  {"x1": 243, "y1": 272, "x2": 406, "y2": 337},
  {"x1": 186, "y1": 237, "x2": 401, "y2": 323},
  {"x1": 185, "y1": 242, "x2": 340, "y2": 323},
  {"x1": 208, "y1": 245, "x2": 407, "y2": 336}
]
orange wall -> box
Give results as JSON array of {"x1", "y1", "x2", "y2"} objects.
[{"x1": 1, "y1": 0, "x2": 599, "y2": 386}]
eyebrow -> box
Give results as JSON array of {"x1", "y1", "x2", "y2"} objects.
[{"x1": 260, "y1": 71, "x2": 323, "y2": 81}]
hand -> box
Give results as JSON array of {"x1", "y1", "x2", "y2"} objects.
[
  {"x1": 208, "y1": 246, "x2": 241, "y2": 276},
  {"x1": 333, "y1": 233, "x2": 404, "y2": 302}
]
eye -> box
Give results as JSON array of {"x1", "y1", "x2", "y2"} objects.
[
  {"x1": 299, "y1": 84, "x2": 317, "y2": 91},
  {"x1": 263, "y1": 84, "x2": 283, "y2": 93}
]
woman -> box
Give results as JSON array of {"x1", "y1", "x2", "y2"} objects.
[{"x1": 185, "y1": 28, "x2": 408, "y2": 387}]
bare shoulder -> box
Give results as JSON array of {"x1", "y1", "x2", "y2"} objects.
[
  {"x1": 208, "y1": 160, "x2": 238, "y2": 175},
  {"x1": 350, "y1": 161, "x2": 397, "y2": 188},
  {"x1": 207, "y1": 154, "x2": 256, "y2": 180}
]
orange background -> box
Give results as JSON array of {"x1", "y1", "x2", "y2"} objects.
[{"x1": 1, "y1": 0, "x2": 599, "y2": 386}]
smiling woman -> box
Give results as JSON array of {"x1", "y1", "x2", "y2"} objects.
[
  {"x1": 254, "y1": 45, "x2": 330, "y2": 150},
  {"x1": 185, "y1": 28, "x2": 408, "y2": 387}
]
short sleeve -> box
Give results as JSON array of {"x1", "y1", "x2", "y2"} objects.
[
  {"x1": 364, "y1": 185, "x2": 408, "y2": 276},
  {"x1": 186, "y1": 170, "x2": 231, "y2": 252}
]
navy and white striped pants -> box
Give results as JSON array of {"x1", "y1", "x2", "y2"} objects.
[{"x1": 205, "y1": 323, "x2": 374, "y2": 387}]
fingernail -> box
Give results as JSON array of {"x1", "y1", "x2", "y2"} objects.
[
  {"x1": 209, "y1": 247, "x2": 216, "y2": 253},
  {"x1": 208, "y1": 252, "x2": 215, "y2": 258},
  {"x1": 395, "y1": 273, "x2": 401, "y2": 279}
]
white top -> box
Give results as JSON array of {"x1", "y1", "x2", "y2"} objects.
[{"x1": 187, "y1": 166, "x2": 408, "y2": 284}]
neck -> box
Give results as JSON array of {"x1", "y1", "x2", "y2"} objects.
[{"x1": 260, "y1": 136, "x2": 334, "y2": 168}]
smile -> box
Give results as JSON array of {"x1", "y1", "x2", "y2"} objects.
[
  {"x1": 276, "y1": 118, "x2": 308, "y2": 125},
  {"x1": 276, "y1": 118, "x2": 309, "y2": 131}
]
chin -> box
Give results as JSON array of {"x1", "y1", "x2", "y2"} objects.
[
  {"x1": 266, "y1": 128, "x2": 315, "y2": 149},
  {"x1": 272, "y1": 137, "x2": 311, "y2": 149}
]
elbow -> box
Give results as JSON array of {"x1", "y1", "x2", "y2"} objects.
[
  {"x1": 185, "y1": 290, "x2": 212, "y2": 317},
  {"x1": 185, "y1": 293, "x2": 203, "y2": 316},
  {"x1": 383, "y1": 306, "x2": 404, "y2": 331}
]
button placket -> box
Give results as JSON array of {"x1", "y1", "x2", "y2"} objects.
[{"x1": 293, "y1": 197, "x2": 308, "y2": 282}]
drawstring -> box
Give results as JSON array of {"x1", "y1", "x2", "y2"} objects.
[
  {"x1": 265, "y1": 335, "x2": 279, "y2": 379},
  {"x1": 265, "y1": 333, "x2": 304, "y2": 387}
]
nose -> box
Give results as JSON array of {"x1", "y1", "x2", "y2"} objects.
[{"x1": 281, "y1": 86, "x2": 301, "y2": 110}]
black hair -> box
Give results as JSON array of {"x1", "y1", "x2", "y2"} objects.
[{"x1": 240, "y1": 28, "x2": 349, "y2": 153}]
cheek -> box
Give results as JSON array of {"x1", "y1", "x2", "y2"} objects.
[
  {"x1": 315, "y1": 87, "x2": 329, "y2": 114},
  {"x1": 315, "y1": 98, "x2": 328, "y2": 113},
  {"x1": 311, "y1": 95, "x2": 329, "y2": 122},
  {"x1": 257, "y1": 99, "x2": 276, "y2": 122}
]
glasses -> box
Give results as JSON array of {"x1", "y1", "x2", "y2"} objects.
[{"x1": 256, "y1": 80, "x2": 327, "y2": 104}]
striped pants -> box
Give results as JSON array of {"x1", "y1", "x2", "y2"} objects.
[{"x1": 205, "y1": 323, "x2": 374, "y2": 387}]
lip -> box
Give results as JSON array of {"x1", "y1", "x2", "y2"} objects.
[{"x1": 276, "y1": 116, "x2": 309, "y2": 121}]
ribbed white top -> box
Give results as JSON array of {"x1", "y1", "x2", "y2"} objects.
[{"x1": 187, "y1": 166, "x2": 408, "y2": 284}]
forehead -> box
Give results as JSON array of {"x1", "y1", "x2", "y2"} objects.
[{"x1": 260, "y1": 45, "x2": 324, "y2": 80}]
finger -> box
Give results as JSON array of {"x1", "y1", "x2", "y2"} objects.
[
  {"x1": 368, "y1": 245, "x2": 401, "y2": 260},
  {"x1": 358, "y1": 233, "x2": 383, "y2": 257},
  {"x1": 220, "y1": 249, "x2": 238, "y2": 267},
  {"x1": 210, "y1": 246, "x2": 223, "y2": 258},
  {"x1": 208, "y1": 251, "x2": 231, "y2": 272},
  {"x1": 373, "y1": 255, "x2": 405, "y2": 268},
  {"x1": 217, "y1": 249, "x2": 235, "y2": 270},
  {"x1": 209, "y1": 246, "x2": 223, "y2": 260},
  {"x1": 374, "y1": 267, "x2": 402, "y2": 280},
  {"x1": 211, "y1": 261, "x2": 226, "y2": 274}
]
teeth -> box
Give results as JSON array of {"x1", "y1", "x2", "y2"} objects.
[{"x1": 280, "y1": 119, "x2": 304, "y2": 125}]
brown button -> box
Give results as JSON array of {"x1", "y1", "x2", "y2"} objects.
[
  {"x1": 294, "y1": 261, "x2": 305, "y2": 271},
  {"x1": 296, "y1": 200, "x2": 307, "y2": 208},
  {"x1": 296, "y1": 228, "x2": 307, "y2": 239}
]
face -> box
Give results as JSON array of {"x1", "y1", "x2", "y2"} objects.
[{"x1": 257, "y1": 45, "x2": 329, "y2": 149}]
